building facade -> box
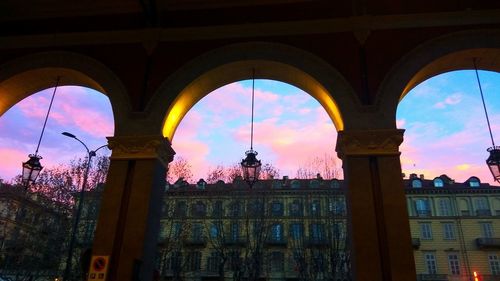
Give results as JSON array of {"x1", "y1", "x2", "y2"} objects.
[
  {"x1": 0, "y1": 183, "x2": 70, "y2": 280},
  {"x1": 149, "y1": 174, "x2": 500, "y2": 281}
]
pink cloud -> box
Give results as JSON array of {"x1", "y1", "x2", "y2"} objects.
[
  {"x1": 399, "y1": 113, "x2": 500, "y2": 185},
  {"x1": 232, "y1": 110, "x2": 340, "y2": 178},
  {"x1": 433, "y1": 93, "x2": 463, "y2": 109},
  {"x1": 16, "y1": 87, "x2": 114, "y2": 138}
]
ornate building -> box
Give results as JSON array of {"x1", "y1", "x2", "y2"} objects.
[
  {"x1": 82, "y1": 174, "x2": 500, "y2": 281},
  {"x1": 0, "y1": 183, "x2": 70, "y2": 280}
]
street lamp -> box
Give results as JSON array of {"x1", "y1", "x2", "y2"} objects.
[
  {"x1": 241, "y1": 70, "x2": 262, "y2": 188},
  {"x1": 473, "y1": 59, "x2": 500, "y2": 182},
  {"x1": 61, "y1": 131, "x2": 108, "y2": 281},
  {"x1": 22, "y1": 77, "x2": 60, "y2": 186}
]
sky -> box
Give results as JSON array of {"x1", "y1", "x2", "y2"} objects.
[{"x1": 0, "y1": 70, "x2": 499, "y2": 185}]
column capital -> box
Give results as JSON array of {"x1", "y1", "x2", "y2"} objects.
[
  {"x1": 107, "y1": 135, "x2": 175, "y2": 166},
  {"x1": 336, "y1": 129, "x2": 404, "y2": 158}
]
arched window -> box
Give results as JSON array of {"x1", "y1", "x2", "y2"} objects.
[
  {"x1": 310, "y1": 200, "x2": 321, "y2": 216},
  {"x1": 212, "y1": 200, "x2": 223, "y2": 217},
  {"x1": 433, "y1": 177, "x2": 444, "y2": 188},
  {"x1": 289, "y1": 200, "x2": 303, "y2": 216},
  {"x1": 438, "y1": 198, "x2": 451, "y2": 216},
  {"x1": 291, "y1": 180, "x2": 301, "y2": 189},
  {"x1": 229, "y1": 201, "x2": 242, "y2": 217},
  {"x1": 270, "y1": 201, "x2": 284, "y2": 216},
  {"x1": 412, "y1": 179, "x2": 422, "y2": 188},
  {"x1": 192, "y1": 201, "x2": 206, "y2": 217},
  {"x1": 415, "y1": 199, "x2": 431, "y2": 217},
  {"x1": 271, "y1": 224, "x2": 283, "y2": 241}
]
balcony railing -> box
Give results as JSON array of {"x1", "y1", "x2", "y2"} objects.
[
  {"x1": 417, "y1": 274, "x2": 448, "y2": 281},
  {"x1": 306, "y1": 238, "x2": 330, "y2": 248},
  {"x1": 265, "y1": 237, "x2": 288, "y2": 246},
  {"x1": 412, "y1": 238, "x2": 420, "y2": 249},
  {"x1": 416, "y1": 210, "x2": 432, "y2": 217},
  {"x1": 183, "y1": 237, "x2": 206, "y2": 247},
  {"x1": 477, "y1": 209, "x2": 492, "y2": 216},
  {"x1": 224, "y1": 238, "x2": 247, "y2": 247},
  {"x1": 476, "y1": 237, "x2": 500, "y2": 249}
]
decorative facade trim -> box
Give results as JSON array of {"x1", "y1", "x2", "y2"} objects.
[
  {"x1": 336, "y1": 129, "x2": 404, "y2": 158},
  {"x1": 107, "y1": 135, "x2": 175, "y2": 166}
]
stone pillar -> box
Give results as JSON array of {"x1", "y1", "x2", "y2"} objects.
[
  {"x1": 336, "y1": 129, "x2": 416, "y2": 281},
  {"x1": 91, "y1": 135, "x2": 175, "y2": 281}
]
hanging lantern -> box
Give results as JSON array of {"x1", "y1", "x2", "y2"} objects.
[
  {"x1": 487, "y1": 147, "x2": 500, "y2": 182},
  {"x1": 22, "y1": 154, "x2": 43, "y2": 186},
  {"x1": 22, "y1": 77, "x2": 60, "y2": 187},
  {"x1": 241, "y1": 149, "x2": 262, "y2": 187},
  {"x1": 473, "y1": 59, "x2": 500, "y2": 183},
  {"x1": 240, "y1": 69, "x2": 263, "y2": 188}
]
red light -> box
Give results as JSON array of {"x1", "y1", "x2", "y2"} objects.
[{"x1": 474, "y1": 271, "x2": 479, "y2": 281}]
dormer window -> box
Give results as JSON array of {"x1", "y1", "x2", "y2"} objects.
[
  {"x1": 291, "y1": 180, "x2": 300, "y2": 189},
  {"x1": 433, "y1": 178, "x2": 444, "y2": 188},
  {"x1": 310, "y1": 179, "x2": 320, "y2": 189},
  {"x1": 330, "y1": 179, "x2": 340, "y2": 189},
  {"x1": 411, "y1": 179, "x2": 422, "y2": 188},
  {"x1": 196, "y1": 179, "x2": 207, "y2": 190},
  {"x1": 468, "y1": 177, "x2": 481, "y2": 187}
]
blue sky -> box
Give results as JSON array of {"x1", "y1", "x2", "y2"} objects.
[{"x1": 0, "y1": 70, "x2": 499, "y2": 184}]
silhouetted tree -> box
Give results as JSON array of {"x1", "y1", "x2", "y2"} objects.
[
  {"x1": 296, "y1": 153, "x2": 340, "y2": 179},
  {"x1": 167, "y1": 157, "x2": 194, "y2": 183}
]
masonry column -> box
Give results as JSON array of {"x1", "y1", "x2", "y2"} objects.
[
  {"x1": 90, "y1": 135, "x2": 175, "y2": 281},
  {"x1": 336, "y1": 129, "x2": 416, "y2": 281}
]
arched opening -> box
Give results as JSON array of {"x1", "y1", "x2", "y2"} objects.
[
  {"x1": 168, "y1": 79, "x2": 341, "y2": 182},
  {"x1": 162, "y1": 61, "x2": 345, "y2": 141},
  {"x1": 159, "y1": 77, "x2": 349, "y2": 280},
  {"x1": 398, "y1": 68, "x2": 500, "y2": 184},
  {"x1": 395, "y1": 46, "x2": 500, "y2": 279},
  {"x1": 0, "y1": 59, "x2": 118, "y2": 280}
]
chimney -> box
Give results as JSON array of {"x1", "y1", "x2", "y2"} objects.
[
  {"x1": 420, "y1": 174, "x2": 425, "y2": 180},
  {"x1": 409, "y1": 173, "x2": 418, "y2": 179}
]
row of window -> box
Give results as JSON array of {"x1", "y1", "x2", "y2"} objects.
[
  {"x1": 160, "y1": 250, "x2": 349, "y2": 274},
  {"x1": 411, "y1": 176, "x2": 481, "y2": 188},
  {"x1": 161, "y1": 221, "x2": 347, "y2": 242},
  {"x1": 412, "y1": 197, "x2": 499, "y2": 217},
  {"x1": 423, "y1": 252, "x2": 500, "y2": 276},
  {"x1": 164, "y1": 199, "x2": 346, "y2": 218},
  {"x1": 419, "y1": 222, "x2": 494, "y2": 240}
]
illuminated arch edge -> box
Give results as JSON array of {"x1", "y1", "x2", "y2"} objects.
[
  {"x1": 161, "y1": 65, "x2": 344, "y2": 141},
  {"x1": 0, "y1": 51, "x2": 130, "y2": 135},
  {"x1": 376, "y1": 29, "x2": 500, "y2": 120}
]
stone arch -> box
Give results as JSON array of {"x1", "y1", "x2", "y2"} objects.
[
  {"x1": 377, "y1": 29, "x2": 500, "y2": 126},
  {"x1": 0, "y1": 51, "x2": 130, "y2": 135},
  {"x1": 146, "y1": 42, "x2": 359, "y2": 141}
]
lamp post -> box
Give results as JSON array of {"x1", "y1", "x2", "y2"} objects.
[
  {"x1": 62, "y1": 131, "x2": 108, "y2": 281},
  {"x1": 473, "y1": 59, "x2": 500, "y2": 182},
  {"x1": 22, "y1": 77, "x2": 60, "y2": 186},
  {"x1": 241, "y1": 69, "x2": 262, "y2": 188}
]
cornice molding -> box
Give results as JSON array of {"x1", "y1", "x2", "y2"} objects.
[
  {"x1": 336, "y1": 129, "x2": 404, "y2": 158},
  {"x1": 1, "y1": 9, "x2": 500, "y2": 49},
  {"x1": 107, "y1": 135, "x2": 175, "y2": 166}
]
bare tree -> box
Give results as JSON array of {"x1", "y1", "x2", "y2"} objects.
[
  {"x1": 296, "y1": 153, "x2": 341, "y2": 179},
  {"x1": 167, "y1": 157, "x2": 194, "y2": 183},
  {"x1": 157, "y1": 199, "x2": 192, "y2": 281},
  {"x1": 259, "y1": 163, "x2": 280, "y2": 180},
  {"x1": 225, "y1": 164, "x2": 242, "y2": 183},
  {"x1": 289, "y1": 192, "x2": 351, "y2": 281},
  {"x1": 206, "y1": 165, "x2": 226, "y2": 184}
]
